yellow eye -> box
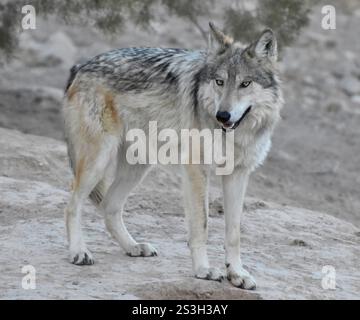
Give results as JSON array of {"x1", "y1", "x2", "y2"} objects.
[
  {"x1": 240, "y1": 81, "x2": 252, "y2": 88},
  {"x1": 215, "y1": 79, "x2": 224, "y2": 86}
]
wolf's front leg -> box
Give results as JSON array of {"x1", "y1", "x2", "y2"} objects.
[
  {"x1": 222, "y1": 168, "x2": 256, "y2": 290},
  {"x1": 182, "y1": 165, "x2": 224, "y2": 282}
]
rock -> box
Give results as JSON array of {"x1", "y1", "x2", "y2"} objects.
[
  {"x1": 0, "y1": 128, "x2": 359, "y2": 299},
  {"x1": 339, "y1": 76, "x2": 360, "y2": 96},
  {"x1": 19, "y1": 31, "x2": 77, "y2": 68},
  {"x1": 306, "y1": 31, "x2": 327, "y2": 45},
  {"x1": 351, "y1": 95, "x2": 360, "y2": 104},
  {"x1": 43, "y1": 32, "x2": 77, "y2": 68},
  {"x1": 0, "y1": 88, "x2": 64, "y2": 140},
  {"x1": 325, "y1": 102, "x2": 342, "y2": 113},
  {"x1": 302, "y1": 76, "x2": 315, "y2": 86},
  {"x1": 345, "y1": 51, "x2": 356, "y2": 62},
  {"x1": 325, "y1": 40, "x2": 337, "y2": 49},
  {"x1": 290, "y1": 239, "x2": 310, "y2": 247},
  {"x1": 0, "y1": 128, "x2": 70, "y2": 189}
]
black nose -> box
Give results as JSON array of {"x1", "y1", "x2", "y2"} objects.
[{"x1": 216, "y1": 111, "x2": 231, "y2": 123}]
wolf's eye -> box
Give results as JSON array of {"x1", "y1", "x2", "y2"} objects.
[
  {"x1": 215, "y1": 79, "x2": 224, "y2": 86},
  {"x1": 240, "y1": 81, "x2": 252, "y2": 88}
]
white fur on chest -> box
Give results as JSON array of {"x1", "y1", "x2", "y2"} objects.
[{"x1": 232, "y1": 128, "x2": 272, "y2": 171}]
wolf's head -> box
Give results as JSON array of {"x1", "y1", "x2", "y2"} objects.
[{"x1": 203, "y1": 22, "x2": 282, "y2": 131}]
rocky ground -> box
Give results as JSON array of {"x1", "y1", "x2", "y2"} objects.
[
  {"x1": 0, "y1": 128, "x2": 359, "y2": 299},
  {"x1": 0, "y1": 2, "x2": 360, "y2": 299}
]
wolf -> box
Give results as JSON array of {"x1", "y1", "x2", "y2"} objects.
[{"x1": 63, "y1": 22, "x2": 283, "y2": 290}]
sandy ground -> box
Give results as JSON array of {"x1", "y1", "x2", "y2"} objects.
[
  {"x1": 0, "y1": 2, "x2": 360, "y2": 299},
  {"x1": 0, "y1": 128, "x2": 359, "y2": 299}
]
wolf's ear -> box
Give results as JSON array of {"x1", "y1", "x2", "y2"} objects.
[
  {"x1": 253, "y1": 29, "x2": 278, "y2": 62},
  {"x1": 208, "y1": 22, "x2": 233, "y2": 55}
]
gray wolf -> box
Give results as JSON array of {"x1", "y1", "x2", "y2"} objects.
[{"x1": 63, "y1": 22, "x2": 283, "y2": 290}]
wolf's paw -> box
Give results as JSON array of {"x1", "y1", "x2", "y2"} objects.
[
  {"x1": 126, "y1": 243, "x2": 158, "y2": 257},
  {"x1": 195, "y1": 267, "x2": 225, "y2": 282},
  {"x1": 226, "y1": 264, "x2": 256, "y2": 290},
  {"x1": 70, "y1": 250, "x2": 94, "y2": 266}
]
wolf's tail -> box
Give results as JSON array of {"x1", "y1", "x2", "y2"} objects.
[
  {"x1": 64, "y1": 64, "x2": 108, "y2": 207},
  {"x1": 65, "y1": 138, "x2": 106, "y2": 207},
  {"x1": 66, "y1": 139, "x2": 107, "y2": 206}
]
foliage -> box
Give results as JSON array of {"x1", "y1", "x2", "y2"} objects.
[
  {"x1": 224, "y1": 0, "x2": 313, "y2": 50},
  {"x1": 0, "y1": 0, "x2": 315, "y2": 59}
]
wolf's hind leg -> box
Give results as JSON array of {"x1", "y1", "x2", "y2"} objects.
[
  {"x1": 65, "y1": 137, "x2": 117, "y2": 265},
  {"x1": 182, "y1": 165, "x2": 224, "y2": 282},
  {"x1": 102, "y1": 154, "x2": 156, "y2": 257}
]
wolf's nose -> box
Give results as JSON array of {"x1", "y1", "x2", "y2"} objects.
[{"x1": 216, "y1": 111, "x2": 231, "y2": 123}]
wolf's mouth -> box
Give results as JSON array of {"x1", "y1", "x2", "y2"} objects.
[{"x1": 222, "y1": 106, "x2": 252, "y2": 131}]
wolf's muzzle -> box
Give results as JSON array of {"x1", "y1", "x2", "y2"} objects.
[
  {"x1": 220, "y1": 106, "x2": 252, "y2": 131},
  {"x1": 231, "y1": 105, "x2": 252, "y2": 130},
  {"x1": 216, "y1": 111, "x2": 231, "y2": 124}
]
